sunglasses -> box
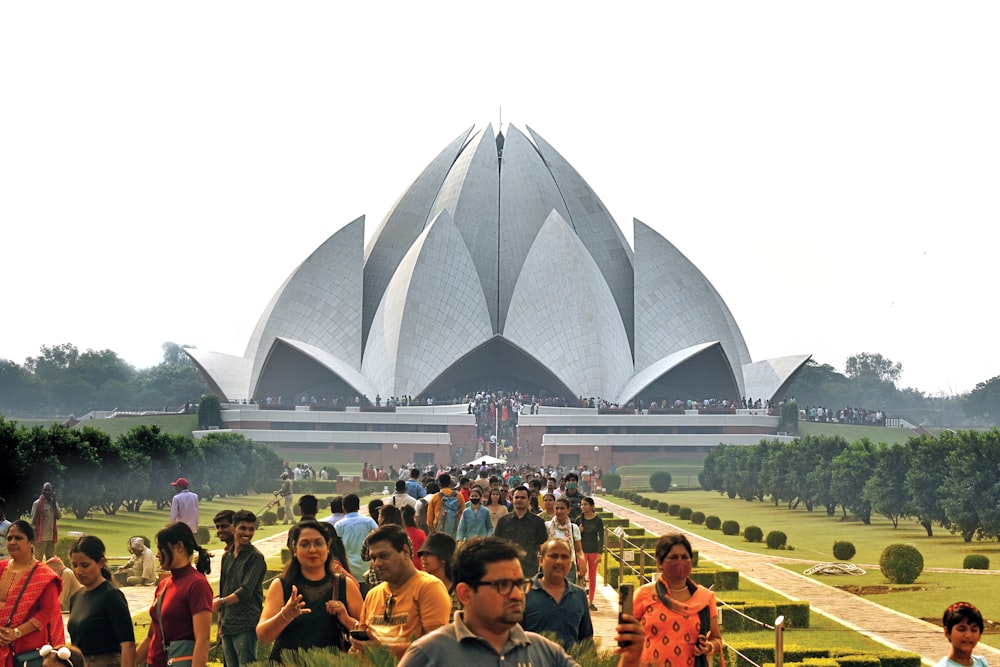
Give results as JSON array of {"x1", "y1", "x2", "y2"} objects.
[
  {"x1": 383, "y1": 595, "x2": 395, "y2": 623},
  {"x1": 40, "y1": 645, "x2": 73, "y2": 667}
]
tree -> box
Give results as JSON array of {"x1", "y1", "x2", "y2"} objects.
[
  {"x1": 829, "y1": 439, "x2": 876, "y2": 523},
  {"x1": 863, "y1": 443, "x2": 911, "y2": 528},
  {"x1": 940, "y1": 429, "x2": 1000, "y2": 541},
  {"x1": 962, "y1": 375, "x2": 1000, "y2": 426},
  {"x1": 904, "y1": 434, "x2": 951, "y2": 536},
  {"x1": 198, "y1": 395, "x2": 222, "y2": 429},
  {"x1": 845, "y1": 353, "x2": 902, "y2": 387}
]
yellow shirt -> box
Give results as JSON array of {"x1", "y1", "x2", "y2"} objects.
[{"x1": 361, "y1": 570, "x2": 451, "y2": 656}]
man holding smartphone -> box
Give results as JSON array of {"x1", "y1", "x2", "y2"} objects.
[{"x1": 397, "y1": 537, "x2": 644, "y2": 667}]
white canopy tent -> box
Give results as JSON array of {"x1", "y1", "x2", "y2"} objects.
[{"x1": 466, "y1": 454, "x2": 507, "y2": 466}]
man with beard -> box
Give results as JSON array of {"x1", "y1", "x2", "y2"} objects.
[
  {"x1": 522, "y1": 539, "x2": 593, "y2": 651},
  {"x1": 398, "y1": 537, "x2": 644, "y2": 667}
]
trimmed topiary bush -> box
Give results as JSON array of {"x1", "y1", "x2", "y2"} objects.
[
  {"x1": 195, "y1": 525, "x2": 210, "y2": 545},
  {"x1": 668, "y1": 504, "x2": 680, "y2": 516},
  {"x1": 650, "y1": 470, "x2": 673, "y2": 493},
  {"x1": 691, "y1": 511, "x2": 706, "y2": 525},
  {"x1": 261, "y1": 510, "x2": 278, "y2": 526},
  {"x1": 964, "y1": 554, "x2": 990, "y2": 570},
  {"x1": 679, "y1": 507, "x2": 693, "y2": 520},
  {"x1": 722, "y1": 520, "x2": 739, "y2": 536},
  {"x1": 602, "y1": 473, "x2": 622, "y2": 493},
  {"x1": 765, "y1": 530, "x2": 788, "y2": 549},
  {"x1": 833, "y1": 541, "x2": 856, "y2": 561},
  {"x1": 879, "y1": 543, "x2": 924, "y2": 584},
  {"x1": 640, "y1": 497, "x2": 651, "y2": 508},
  {"x1": 705, "y1": 515, "x2": 722, "y2": 530},
  {"x1": 744, "y1": 526, "x2": 763, "y2": 543},
  {"x1": 648, "y1": 499, "x2": 660, "y2": 510}
]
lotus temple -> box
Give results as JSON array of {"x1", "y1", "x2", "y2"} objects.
[{"x1": 187, "y1": 123, "x2": 809, "y2": 470}]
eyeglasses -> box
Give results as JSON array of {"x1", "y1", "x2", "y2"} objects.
[
  {"x1": 383, "y1": 595, "x2": 395, "y2": 623},
  {"x1": 296, "y1": 539, "x2": 327, "y2": 550},
  {"x1": 469, "y1": 578, "x2": 531, "y2": 596},
  {"x1": 40, "y1": 645, "x2": 73, "y2": 667}
]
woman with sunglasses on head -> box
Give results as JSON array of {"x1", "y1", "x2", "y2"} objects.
[
  {"x1": 257, "y1": 520, "x2": 362, "y2": 662},
  {"x1": 40, "y1": 644, "x2": 84, "y2": 667},
  {"x1": 0, "y1": 520, "x2": 65, "y2": 667},
  {"x1": 66, "y1": 536, "x2": 135, "y2": 667},
  {"x1": 134, "y1": 523, "x2": 212, "y2": 667}
]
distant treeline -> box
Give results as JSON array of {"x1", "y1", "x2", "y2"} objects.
[
  {"x1": 0, "y1": 342, "x2": 209, "y2": 417},
  {"x1": 0, "y1": 417, "x2": 281, "y2": 520},
  {"x1": 700, "y1": 429, "x2": 1000, "y2": 540}
]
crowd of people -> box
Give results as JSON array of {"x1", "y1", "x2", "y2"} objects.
[
  {"x1": 3, "y1": 470, "x2": 977, "y2": 667},
  {"x1": 800, "y1": 405, "x2": 889, "y2": 426}
]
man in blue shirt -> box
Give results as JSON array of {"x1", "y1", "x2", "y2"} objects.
[
  {"x1": 406, "y1": 468, "x2": 426, "y2": 501},
  {"x1": 522, "y1": 539, "x2": 593, "y2": 650},
  {"x1": 334, "y1": 493, "x2": 377, "y2": 579}
]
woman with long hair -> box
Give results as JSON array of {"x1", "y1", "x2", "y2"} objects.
[
  {"x1": 67, "y1": 536, "x2": 136, "y2": 667},
  {"x1": 634, "y1": 533, "x2": 722, "y2": 667},
  {"x1": 575, "y1": 497, "x2": 604, "y2": 611},
  {"x1": 455, "y1": 487, "x2": 493, "y2": 544},
  {"x1": 485, "y1": 488, "x2": 508, "y2": 528},
  {"x1": 135, "y1": 523, "x2": 212, "y2": 667},
  {"x1": 0, "y1": 520, "x2": 64, "y2": 667},
  {"x1": 400, "y1": 506, "x2": 426, "y2": 570},
  {"x1": 257, "y1": 520, "x2": 362, "y2": 662}
]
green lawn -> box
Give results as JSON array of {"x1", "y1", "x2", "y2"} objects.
[
  {"x1": 798, "y1": 421, "x2": 916, "y2": 445},
  {"x1": 611, "y1": 490, "x2": 1000, "y2": 648},
  {"x1": 70, "y1": 413, "x2": 199, "y2": 438},
  {"x1": 59, "y1": 491, "x2": 322, "y2": 557}
]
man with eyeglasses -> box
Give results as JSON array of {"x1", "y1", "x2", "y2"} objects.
[
  {"x1": 493, "y1": 486, "x2": 547, "y2": 577},
  {"x1": 522, "y1": 539, "x2": 593, "y2": 651},
  {"x1": 354, "y1": 524, "x2": 451, "y2": 658},
  {"x1": 398, "y1": 536, "x2": 643, "y2": 667}
]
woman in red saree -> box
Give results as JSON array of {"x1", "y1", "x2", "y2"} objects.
[
  {"x1": 0, "y1": 520, "x2": 65, "y2": 667},
  {"x1": 633, "y1": 534, "x2": 723, "y2": 667}
]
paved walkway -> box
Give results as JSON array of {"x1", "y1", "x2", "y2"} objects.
[{"x1": 597, "y1": 497, "x2": 1000, "y2": 667}]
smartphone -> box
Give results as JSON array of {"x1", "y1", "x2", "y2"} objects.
[
  {"x1": 349, "y1": 630, "x2": 371, "y2": 642},
  {"x1": 618, "y1": 583, "x2": 635, "y2": 648}
]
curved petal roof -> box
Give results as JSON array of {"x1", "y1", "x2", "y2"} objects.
[
  {"x1": 184, "y1": 348, "x2": 250, "y2": 402},
  {"x1": 246, "y1": 216, "x2": 364, "y2": 394},
  {"x1": 633, "y1": 218, "x2": 751, "y2": 396},
  {"x1": 504, "y1": 210, "x2": 633, "y2": 399},
  {"x1": 189, "y1": 122, "x2": 808, "y2": 406},
  {"x1": 742, "y1": 354, "x2": 812, "y2": 403},
  {"x1": 362, "y1": 209, "x2": 494, "y2": 398}
]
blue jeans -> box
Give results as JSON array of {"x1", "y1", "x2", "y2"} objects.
[{"x1": 222, "y1": 630, "x2": 258, "y2": 667}]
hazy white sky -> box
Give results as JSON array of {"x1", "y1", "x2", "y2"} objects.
[{"x1": 2, "y1": 2, "x2": 997, "y2": 396}]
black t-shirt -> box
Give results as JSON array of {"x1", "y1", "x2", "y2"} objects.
[{"x1": 67, "y1": 580, "x2": 136, "y2": 655}]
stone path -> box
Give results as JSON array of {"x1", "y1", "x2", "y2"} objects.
[{"x1": 597, "y1": 497, "x2": 1000, "y2": 667}]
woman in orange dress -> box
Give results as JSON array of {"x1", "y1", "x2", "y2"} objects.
[{"x1": 633, "y1": 534, "x2": 723, "y2": 667}]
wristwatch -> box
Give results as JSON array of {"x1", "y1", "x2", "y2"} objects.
[{"x1": 13, "y1": 628, "x2": 21, "y2": 639}]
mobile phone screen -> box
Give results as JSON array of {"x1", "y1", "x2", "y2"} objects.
[{"x1": 618, "y1": 583, "x2": 634, "y2": 648}]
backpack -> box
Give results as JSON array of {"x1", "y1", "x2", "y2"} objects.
[{"x1": 437, "y1": 491, "x2": 461, "y2": 536}]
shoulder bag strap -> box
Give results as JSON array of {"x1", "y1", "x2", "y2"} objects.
[
  {"x1": 155, "y1": 579, "x2": 171, "y2": 651},
  {"x1": 4, "y1": 563, "x2": 39, "y2": 627}
]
